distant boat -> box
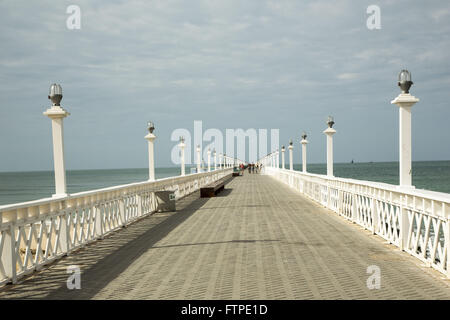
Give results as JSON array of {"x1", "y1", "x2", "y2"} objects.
[{"x1": 351, "y1": 159, "x2": 354, "y2": 164}]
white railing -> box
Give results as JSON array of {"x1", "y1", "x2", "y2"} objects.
[
  {"x1": 0, "y1": 168, "x2": 233, "y2": 286},
  {"x1": 264, "y1": 167, "x2": 450, "y2": 277}
]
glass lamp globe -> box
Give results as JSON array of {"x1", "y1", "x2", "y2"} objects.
[
  {"x1": 302, "y1": 131, "x2": 307, "y2": 140},
  {"x1": 398, "y1": 69, "x2": 413, "y2": 93},
  {"x1": 48, "y1": 83, "x2": 63, "y2": 106},
  {"x1": 147, "y1": 121, "x2": 155, "y2": 133},
  {"x1": 327, "y1": 116, "x2": 335, "y2": 128}
]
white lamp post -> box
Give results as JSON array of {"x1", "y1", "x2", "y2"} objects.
[
  {"x1": 214, "y1": 149, "x2": 217, "y2": 170},
  {"x1": 196, "y1": 145, "x2": 201, "y2": 173},
  {"x1": 391, "y1": 69, "x2": 419, "y2": 188},
  {"x1": 44, "y1": 84, "x2": 70, "y2": 197},
  {"x1": 288, "y1": 140, "x2": 294, "y2": 171},
  {"x1": 145, "y1": 121, "x2": 156, "y2": 181},
  {"x1": 323, "y1": 116, "x2": 336, "y2": 177},
  {"x1": 301, "y1": 131, "x2": 308, "y2": 173},
  {"x1": 179, "y1": 136, "x2": 185, "y2": 176},
  {"x1": 281, "y1": 146, "x2": 285, "y2": 169},
  {"x1": 207, "y1": 148, "x2": 211, "y2": 172}
]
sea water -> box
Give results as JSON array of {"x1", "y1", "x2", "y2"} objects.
[{"x1": 0, "y1": 161, "x2": 449, "y2": 206}]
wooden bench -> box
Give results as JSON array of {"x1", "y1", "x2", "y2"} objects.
[{"x1": 200, "y1": 174, "x2": 232, "y2": 198}]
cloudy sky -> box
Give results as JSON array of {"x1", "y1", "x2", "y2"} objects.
[{"x1": 1, "y1": 0, "x2": 450, "y2": 171}]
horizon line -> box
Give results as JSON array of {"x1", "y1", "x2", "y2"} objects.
[{"x1": 1, "y1": 159, "x2": 450, "y2": 174}]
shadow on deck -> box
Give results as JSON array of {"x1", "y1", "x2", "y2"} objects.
[{"x1": 0, "y1": 187, "x2": 231, "y2": 299}]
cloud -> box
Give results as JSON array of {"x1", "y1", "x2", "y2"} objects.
[
  {"x1": 0, "y1": 0, "x2": 450, "y2": 171},
  {"x1": 337, "y1": 73, "x2": 360, "y2": 80},
  {"x1": 431, "y1": 8, "x2": 450, "y2": 22}
]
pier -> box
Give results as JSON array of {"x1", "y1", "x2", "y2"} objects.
[
  {"x1": 0, "y1": 76, "x2": 449, "y2": 300},
  {"x1": 0, "y1": 172, "x2": 449, "y2": 299},
  {"x1": 3, "y1": 1, "x2": 450, "y2": 304},
  {"x1": 0, "y1": 106, "x2": 449, "y2": 299}
]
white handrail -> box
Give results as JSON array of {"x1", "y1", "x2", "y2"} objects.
[
  {"x1": 265, "y1": 167, "x2": 450, "y2": 277},
  {"x1": 0, "y1": 168, "x2": 233, "y2": 286}
]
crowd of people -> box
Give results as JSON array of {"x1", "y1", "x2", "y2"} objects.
[{"x1": 238, "y1": 163, "x2": 262, "y2": 174}]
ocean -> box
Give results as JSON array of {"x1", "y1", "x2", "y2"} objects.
[{"x1": 0, "y1": 161, "x2": 449, "y2": 206}]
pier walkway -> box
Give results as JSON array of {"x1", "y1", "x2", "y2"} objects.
[{"x1": 0, "y1": 174, "x2": 449, "y2": 299}]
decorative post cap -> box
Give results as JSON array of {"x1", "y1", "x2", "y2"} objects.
[
  {"x1": 179, "y1": 136, "x2": 185, "y2": 143},
  {"x1": 398, "y1": 69, "x2": 413, "y2": 94},
  {"x1": 281, "y1": 145, "x2": 285, "y2": 151},
  {"x1": 147, "y1": 121, "x2": 155, "y2": 133},
  {"x1": 48, "y1": 83, "x2": 63, "y2": 106},
  {"x1": 289, "y1": 139, "x2": 293, "y2": 146},
  {"x1": 327, "y1": 116, "x2": 334, "y2": 128},
  {"x1": 197, "y1": 144, "x2": 200, "y2": 151}
]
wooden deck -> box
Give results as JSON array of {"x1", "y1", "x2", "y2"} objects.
[{"x1": 0, "y1": 174, "x2": 449, "y2": 299}]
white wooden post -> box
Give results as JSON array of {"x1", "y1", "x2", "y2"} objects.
[
  {"x1": 371, "y1": 193, "x2": 377, "y2": 234},
  {"x1": 137, "y1": 194, "x2": 143, "y2": 217},
  {"x1": 145, "y1": 132, "x2": 156, "y2": 181},
  {"x1": 301, "y1": 138, "x2": 308, "y2": 173},
  {"x1": 1, "y1": 224, "x2": 16, "y2": 283},
  {"x1": 94, "y1": 206, "x2": 103, "y2": 239},
  {"x1": 391, "y1": 93, "x2": 419, "y2": 188},
  {"x1": 214, "y1": 150, "x2": 217, "y2": 170},
  {"x1": 399, "y1": 195, "x2": 409, "y2": 251},
  {"x1": 281, "y1": 147, "x2": 285, "y2": 169},
  {"x1": 44, "y1": 106, "x2": 70, "y2": 197},
  {"x1": 352, "y1": 187, "x2": 358, "y2": 222},
  {"x1": 323, "y1": 127, "x2": 336, "y2": 177},
  {"x1": 288, "y1": 142, "x2": 293, "y2": 171},
  {"x1": 58, "y1": 208, "x2": 70, "y2": 252},
  {"x1": 119, "y1": 197, "x2": 126, "y2": 226}
]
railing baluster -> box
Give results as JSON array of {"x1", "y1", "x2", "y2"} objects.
[{"x1": 0, "y1": 225, "x2": 16, "y2": 284}]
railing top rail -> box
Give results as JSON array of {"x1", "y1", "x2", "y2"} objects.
[
  {"x1": 270, "y1": 167, "x2": 450, "y2": 203},
  {"x1": 0, "y1": 168, "x2": 230, "y2": 212}
]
